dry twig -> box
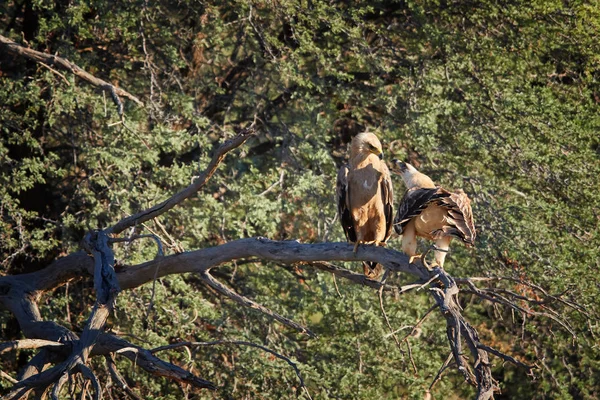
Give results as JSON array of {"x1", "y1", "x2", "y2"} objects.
[
  {"x1": 108, "y1": 123, "x2": 257, "y2": 235},
  {"x1": 0, "y1": 34, "x2": 143, "y2": 117},
  {"x1": 151, "y1": 340, "x2": 313, "y2": 400},
  {"x1": 199, "y1": 270, "x2": 315, "y2": 337}
]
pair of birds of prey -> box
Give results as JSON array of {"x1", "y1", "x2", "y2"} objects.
[{"x1": 336, "y1": 132, "x2": 476, "y2": 278}]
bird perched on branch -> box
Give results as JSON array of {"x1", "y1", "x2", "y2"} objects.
[
  {"x1": 336, "y1": 132, "x2": 394, "y2": 278},
  {"x1": 391, "y1": 160, "x2": 475, "y2": 268}
]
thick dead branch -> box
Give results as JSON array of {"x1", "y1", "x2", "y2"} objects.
[
  {"x1": 427, "y1": 268, "x2": 498, "y2": 399},
  {"x1": 4, "y1": 333, "x2": 204, "y2": 397},
  {"x1": 0, "y1": 34, "x2": 143, "y2": 116},
  {"x1": 4, "y1": 231, "x2": 121, "y2": 397},
  {"x1": 94, "y1": 334, "x2": 216, "y2": 390},
  {"x1": 0, "y1": 339, "x2": 64, "y2": 355},
  {"x1": 4, "y1": 125, "x2": 258, "y2": 396},
  {"x1": 50, "y1": 372, "x2": 68, "y2": 400},
  {"x1": 47, "y1": 231, "x2": 120, "y2": 397},
  {"x1": 74, "y1": 364, "x2": 100, "y2": 400},
  {"x1": 0, "y1": 122, "x2": 258, "y2": 396},
  {"x1": 18, "y1": 349, "x2": 53, "y2": 382},
  {"x1": 115, "y1": 239, "x2": 423, "y2": 290},
  {"x1": 1, "y1": 238, "x2": 580, "y2": 399}
]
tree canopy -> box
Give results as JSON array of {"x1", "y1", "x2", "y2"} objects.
[{"x1": 1, "y1": 0, "x2": 599, "y2": 399}]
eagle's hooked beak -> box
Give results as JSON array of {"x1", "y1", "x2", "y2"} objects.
[{"x1": 378, "y1": 151, "x2": 384, "y2": 160}]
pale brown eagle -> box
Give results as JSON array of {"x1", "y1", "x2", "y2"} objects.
[
  {"x1": 391, "y1": 160, "x2": 475, "y2": 268},
  {"x1": 336, "y1": 132, "x2": 394, "y2": 278}
]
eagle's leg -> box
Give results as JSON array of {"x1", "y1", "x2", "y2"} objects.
[
  {"x1": 433, "y1": 237, "x2": 452, "y2": 268},
  {"x1": 401, "y1": 222, "x2": 421, "y2": 264},
  {"x1": 353, "y1": 241, "x2": 361, "y2": 253}
]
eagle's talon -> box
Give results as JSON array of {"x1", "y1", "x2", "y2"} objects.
[{"x1": 408, "y1": 254, "x2": 422, "y2": 264}]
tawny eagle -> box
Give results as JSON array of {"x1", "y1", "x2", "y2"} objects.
[
  {"x1": 391, "y1": 160, "x2": 475, "y2": 268},
  {"x1": 336, "y1": 132, "x2": 394, "y2": 278}
]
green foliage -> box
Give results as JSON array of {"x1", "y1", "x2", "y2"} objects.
[{"x1": 1, "y1": 0, "x2": 599, "y2": 398}]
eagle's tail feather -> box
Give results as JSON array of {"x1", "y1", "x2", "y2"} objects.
[{"x1": 363, "y1": 261, "x2": 383, "y2": 279}]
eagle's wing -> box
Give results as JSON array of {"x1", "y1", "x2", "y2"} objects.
[
  {"x1": 394, "y1": 187, "x2": 447, "y2": 235},
  {"x1": 381, "y1": 165, "x2": 394, "y2": 242},
  {"x1": 435, "y1": 189, "x2": 476, "y2": 245},
  {"x1": 336, "y1": 164, "x2": 356, "y2": 242}
]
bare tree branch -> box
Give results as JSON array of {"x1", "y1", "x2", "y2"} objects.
[
  {"x1": 0, "y1": 339, "x2": 64, "y2": 355},
  {"x1": 75, "y1": 364, "x2": 100, "y2": 400},
  {"x1": 105, "y1": 354, "x2": 143, "y2": 400},
  {"x1": 377, "y1": 272, "x2": 403, "y2": 351},
  {"x1": 429, "y1": 352, "x2": 455, "y2": 393},
  {"x1": 398, "y1": 305, "x2": 437, "y2": 343},
  {"x1": 108, "y1": 123, "x2": 257, "y2": 235},
  {"x1": 151, "y1": 340, "x2": 313, "y2": 400},
  {"x1": 307, "y1": 261, "x2": 384, "y2": 290},
  {"x1": 477, "y1": 343, "x2": 534, "y2": 370},
  {"x1": 94, "y1": 334, "x2": 216, "y2": 390},
  {"x1": 0, "y1": 34, "x2": 143, "y2": 117},
  {"x1": 50, "y1": 371, "x2": 69, "y2": 400},
  {"x1": 0, "y1": 370, "x2": 18, "y2": 384},
  {"x1": 456, "y1": 276, "x2": 588, "y2": 317},
  {"x1": 1, "y1": 238, "x2": 584, "y2": 399},
  {"x1": 199, "y1": 270, "x2": 315, "y2": 337},
  {"x1": 460, "y1": 279, "x2": 576, "y2": 338}
]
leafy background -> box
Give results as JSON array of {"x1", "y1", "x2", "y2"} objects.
[{"x1": 1, "y1": 0, "x2": 599, "y2": 398}]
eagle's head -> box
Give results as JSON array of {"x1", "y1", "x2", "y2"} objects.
[
  {"x1": 390, "y1": 160, "x2": 436, "y2": 189},
  {"x1": 390, "y1": 159, "x2": 417, "y2": 177},
  {"x1": 351, "y1": 132, "x2": 384, "y2": 160}
]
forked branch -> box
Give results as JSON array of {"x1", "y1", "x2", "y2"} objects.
[{"x1": 1, "y1": 236, "x2": 577, "y2": 399}]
